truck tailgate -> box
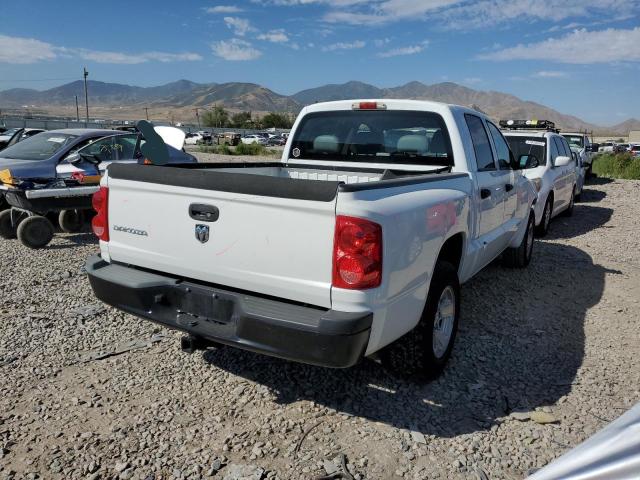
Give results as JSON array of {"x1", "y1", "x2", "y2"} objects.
[{"x1": 104, "y1": 174, "x2": 338, "y2": 308}]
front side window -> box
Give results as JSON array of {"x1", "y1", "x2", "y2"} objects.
[
  {"x1": 550, "y1": 137, "x2": 560, "y2": 165},
  {"x1": 79, "y1": 134, "x2": 138, "y2": 162},
  {"x1": 487, "y1": 122, "x2": 514, "y2": 169},
  {"x1": 0, "y1": 132, "x2": 78, "y2": 161},
  {"x1": 465, "y1": 114, "x2": 495, "y2": 171},
  {"x1": 290, "y1": 110, "x2": 453, "y2": 166}
]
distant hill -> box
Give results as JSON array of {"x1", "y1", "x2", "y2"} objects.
[{"x1": 0, "y1": 78, "x2": 635, "y2": 134}]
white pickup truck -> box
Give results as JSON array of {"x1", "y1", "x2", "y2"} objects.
[{"x1": 86, "y1": 100, "x2": 536, "y2": 378}]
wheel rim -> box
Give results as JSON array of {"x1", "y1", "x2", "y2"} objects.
[{"x1": 432, "y1": 286, "x2": 456, "y2": 359}]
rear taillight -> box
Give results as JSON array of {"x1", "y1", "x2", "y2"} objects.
[
  {"x1": 332, "y1": 215, "x2": 382, "y2": 289},
  {"x1": 91, "y1": 186, "x2": 109, "y2": 242}
]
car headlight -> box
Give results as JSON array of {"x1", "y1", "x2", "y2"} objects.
[{"x1": 531, "y1": 178, "x2": 542, "y2": 192}]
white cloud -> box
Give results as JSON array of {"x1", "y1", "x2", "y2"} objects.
[
  {"x1": 223, "y1": 17, "x2": 254, "y2": 36},
  {"x1": 378, "y1": 39, "x2": 428, "y2": 57},
  {"x1": 322, "y1": 40, "x2": 366, "y2": 51},
  {"x1": 0, "y1": 34, "x2": 202, "y2": 65},
  {"x1": 211, "y1": 38, "x2": 262, "y2": 60},
  {"x1": 72, "y1": 49, "x2": 202, "y2": 64},
  {"x1": 534, "y1": 70, "x2": 568, "y2": 78},
  {"x1": 0, "y1": 34, "x2": 57, "y2": 64},
  {"x1": 479, "y1": 28, "x2": 640, "y2": 63},
  {"x1": 462, "y1": 77, "x2": 482, "y2": 85},
  {"x1": 374, "y1": 38, "x2": 391, "y2": 47},
  {"x1": 205, "y1": 5, "x2": 243, "y2": 13},
  {"x1": 257, "y1": 29, "x2": 290, "y2": 43}
]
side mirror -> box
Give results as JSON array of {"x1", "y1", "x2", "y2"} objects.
[
  {"x1": 518, "y1": 154, "x2": 539, "y2": 169},
  {"x1": 554, "y1": 155, "x2": 571, "y2": 167},
  {"x1": 66, "y1": 152, "x2": 82, "y2": 164},
  {"x1": 589, "y1": 143, "x2": 600, "y2": 152}
]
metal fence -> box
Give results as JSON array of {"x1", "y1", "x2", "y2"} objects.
[{"x1": 0, "y1": 116, "x2": 290, "y2": 136}]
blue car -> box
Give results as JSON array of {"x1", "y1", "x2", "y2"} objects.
[
  {"x1": 0, "y1": 128, "x2": 196, "y2": 248},
  {"x1": 0, "y1": 128, "x2": 196, "y2": 209}
]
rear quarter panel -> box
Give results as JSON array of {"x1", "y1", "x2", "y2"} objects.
[{"x1": 334, "y1": 175, "x2": 472, "y2": 354}]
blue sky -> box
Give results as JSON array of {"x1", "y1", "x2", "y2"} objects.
[{"x1": 1, "y1": 0, "x2": 639, "y2": 125}]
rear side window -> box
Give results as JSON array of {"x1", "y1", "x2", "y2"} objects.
[
  {"x1": 553, "y1": 137, "x2": 570, "y2": 159},
  {"x1": 289, "y1": 110, "x2": 453, "y2": 166},
  {"x1": 487, "y1": 122, "x2": 514, "y2": 169},
  {"x1": 465, "y1": 114, "x2": 495, "y2": 171}
]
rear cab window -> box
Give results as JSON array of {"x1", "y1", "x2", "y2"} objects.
[{"x1": 289, "y1": 110, "x2": 453, "y2": 166}]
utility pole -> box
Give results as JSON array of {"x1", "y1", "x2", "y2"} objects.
[
  {"x1": 83, "y1": 67, "x2": 89, "y2": 123},
  {"x1": 75, "y1": 95, "x2": 80, "y2": 122},
  {"x1": 194, "y1": 108, "x2": 200, "y2": 128},
  {"x1": 145, "y1": 107, "x2": 149, "y2": 121}
]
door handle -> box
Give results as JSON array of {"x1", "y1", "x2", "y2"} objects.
[
  {"x1": 505, "y1": 183, "x2": 514, "y2": 192},
  {"x1": 480, "y1": 188, "x2": 491, "y2": 199},
  {"x1": 189, "y1": 204, "x2": 219, "y2": 222}
]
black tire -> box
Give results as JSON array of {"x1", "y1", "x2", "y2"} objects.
[
  {"x1": 575, "y1": 192, "x2": 582, "y2": 203},
  {"x1": 535, "y1": 195, "x2": 553, "y2": 237},
  {"x1": 58, "y1": 209, "x2": 85, "y2": 233},
  {"x1": 17, "y1": 215, "x2": 55, "y2": 249},
  {"x1": 0, "y1": 209, "x2": 16, "y2": 239},
  {"x1": 503, "y1": 212, "x2": 535, "y2": 268},
  {"x1": 562, "y1": 188, "x2": 575, "y2": 217},
  {"x1": 381, "y1": 261, "x2": 460, "y2": 380}
]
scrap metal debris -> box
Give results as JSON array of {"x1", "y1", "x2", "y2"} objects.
[
  {"x1": 74, "y1": 333, "x2": 166, "y2": 363},
  {"x1": 315, "y1": 453, "x2": 355, "y2": 480}
]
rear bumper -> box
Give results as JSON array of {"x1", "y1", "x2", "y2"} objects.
[{"x1": 85, "y1": 255, "x2": 372, "y2": 368}]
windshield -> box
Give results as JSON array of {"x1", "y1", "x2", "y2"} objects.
[
  {"x1": 289, "y1": 110, "x2": 453, "y2": 166},
  {"x1": 562, "y1": 134, "x2": 584, "y2": 148},
  {"x1": 505, "y1": 136, "x2": 547, "y2": 167},
  {"x1": 1, "y1": 128, "x2": 21, "y2": 138},
  {"x1": 0, "y1": 132, "x2": 77, "y2": 161}
]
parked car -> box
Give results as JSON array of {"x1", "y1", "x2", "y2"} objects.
[
  {"x1": 267, "y1": 135, "x2": 286, "y2": 146},
  {"x1": 599, "y1": 142, "x2": 615, "y2": 153},
  {"x1": 184, "y1": 132, "x2": 203, "y2": 145},
  {"x1": 630, "y1": 144, "x2": 640, "y2": 157},
  {"x1": 501, "y1": 120, "x2": 578, "y2": 236},
  {"x1": 241, "y1": 134, "x2": 267, "y2": 145},
  {"x1": 0, "y1": 129, "x2": 119, "y2": 211},
  {"x1": 85, "y1": 99, "x2": 537, "y2": 378},
  {"x1": 561, "y1": 132, "x2": 597, "y2": 176},
  {"x1": 614, "y1": 143, "x2": 629, "y2": 153},
  {"x1": 0, "y1": 128, "x2": 196, "y2": 247},
  {"x1": 216, "y1": 132, "x2": 241, "y2": 146}
]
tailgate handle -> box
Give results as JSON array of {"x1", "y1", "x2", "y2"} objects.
[{"x1": 189, "y1": 204, "x2": 219, "y2": 222}]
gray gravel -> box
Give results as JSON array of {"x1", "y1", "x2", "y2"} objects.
[{"x1": 1, "y1": 178, "x2": 639, "y2": 480}]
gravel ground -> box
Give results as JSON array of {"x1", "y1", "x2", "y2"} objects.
[{"x1": 1, "y1": 178, "x2": 639, "y2": 480}]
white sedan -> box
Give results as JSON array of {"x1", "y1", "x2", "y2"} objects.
[{"x1": 241, "y1": 134, "x2": 267, "y2": 145}]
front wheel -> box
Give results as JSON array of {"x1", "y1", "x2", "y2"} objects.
[
  {"x1": 562, "y1": 188, "x2": 575, "y2": 217},
  {"x1": 381, "y1": 261, "x2": 460, "y2": 380},
  {"x1": 503, "y1": 212, "x2": 535, "y2": 268},
  {"x1": 535, "y1": 196, "x2": 553, "y2": 237}
]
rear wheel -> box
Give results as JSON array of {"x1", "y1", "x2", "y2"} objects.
[
  {"x1": 58, "y1": 209, "x2": 85, "y2": 233},
  {"x1": 382, "y1": 260, "x2": 460, "y2": 380},
  {"x1": 535, "y1": 195, "x2": 553, "y2": 237},
  {"x1": 0, "y1": 209, "x2": 17, "y2": 239},
  {"x1": 503, "y1": 212, "x2": 535, "y2": 268},
  {"x1": 17, "y1": 215, "x2": 55, "y2": 249}
]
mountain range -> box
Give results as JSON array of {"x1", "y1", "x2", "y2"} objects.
[{"x1": 1, "y1": 79, "x2": 637, "y2": 135}]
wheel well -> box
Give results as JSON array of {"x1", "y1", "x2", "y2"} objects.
[{"x1": 437, "y1": 233, "x2": 464, "y2": 273}]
